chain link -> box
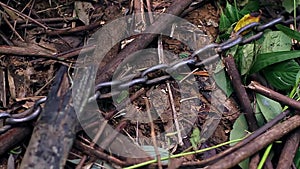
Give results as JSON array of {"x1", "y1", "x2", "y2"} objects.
[
  {"x1": 0, "y1": 14, "x2": 299, "y2": 134},
  {"x1": 0, "y1": 97, "x2": 46, "y2": 134}
]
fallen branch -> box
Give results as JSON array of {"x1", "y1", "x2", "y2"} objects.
[
  {"x1": 207, "y1": 115, "x2": 300, "y2": 169},
  {"x1": 20, "y1": 66, "x2": 79, "y2": 168},
  {"x1": 277, "y1": 128, "x2": 300, "y2": 169},
  {"x1": 223, "y1": 55, "x2": 258, "y2": 131},
  {"x1": 248, "y1": 81, "x2": 300, "y2": 111},
  {"x1": 0, "y1": 127, "x2": 31, "y2": 156}
]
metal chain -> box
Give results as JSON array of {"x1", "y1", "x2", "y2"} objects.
[
  {"x1": 0, "y1": 97, "x2": 46, "y2": 134},
  {"x1": 0, "y1": 14, "x2": 298, "y2": 134}
]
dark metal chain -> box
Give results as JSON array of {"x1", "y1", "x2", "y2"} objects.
[
  {"x1": 0, "y1": 15, "x2": 298, "y2": 134},
  {"x1": 0, "y1": 97, "x2": 46, "y2": 134}
]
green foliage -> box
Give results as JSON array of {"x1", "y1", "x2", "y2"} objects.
[
  {"x1": 249, "y1": 50, "x2": 300, "y2": 74},
  {"x1": 237, "y1": 43, "x2": 255, "y2": 75},
  {"x1": 218, "y1": 0, "x2": 260, "y2": 35},
  {"x1": 276, "y1": 24, "x2": 300, "y2": 41},
  {"x1": 230, "y1": 114, "x2": 249, "y2": 169},
  {"x1": 256, "y1": 94, "x2": 282, "y2": 121},
  {"x1": 222, "y1": 1, "x2": 300, "y2": 168},
  {"x1": 225, "y1": 1, "x2": 240, "y2": 23},
  {"x1": 213, "y1": 69, "x2": 234, "y2": 96},
  {"x1": 219, "y1": 11, "x2": 232, "y2": 33},
  {"x1": 282, "y1": 0, "x2": 300, "y2": 13},
  {"x1": 239, "y1": 0, "x2": 260, "y2": 15},
  {"x1": 258, "y1": 31, "x2": 291, "y2": 54},
  {"x1": 190, "y1": 127, "x2": 201, "y2": 150},
  {"x1": 230, "y1": 115, "x2": 248, "y2": 146},
  {"x1": 294, "y1": 146, "x2": 300, "y2": 169},
  {"x1": 179, "y1": 52, "x2": 189, "y2": 58},
  {"x1": 263, "y1": 60, "x2": 300, "y2": 90}
]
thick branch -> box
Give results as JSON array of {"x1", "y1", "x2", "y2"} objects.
[
  {"x1": 207, "y1": 115, "x2": 300, "y2": 169},
  {"x1": 20, "y1": 66, "x2": 79, "y2": 168},
  {"x1": 223, "y1": 55, "x2": 258, "y2": 131}
]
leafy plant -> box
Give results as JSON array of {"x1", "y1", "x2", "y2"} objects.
[
  {"x1": 276, "y1": 24, "x2": 300, "y2": 41},
  {"x1": 229, "y1": 114, "x2": 249, "y2": 168},
  {"x1": 217, "y1": 1, "x2": 300, "y2": 168},
  {"x1": 190, "y1": 127, "x2": 201, "y2": 150},
  {"x1": 282, "y1": 0, "x2": 300, "y2": 13}
]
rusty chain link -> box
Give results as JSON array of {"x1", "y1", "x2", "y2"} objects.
[{"x1": 0, "y1": 14, "x2": 298, "y2": 134}]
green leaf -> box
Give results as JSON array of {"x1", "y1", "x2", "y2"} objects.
[
  {"x1": 294, "y1": 146, "x2": 300, "y2": 169},
  {"x1": 213, "y1": 69, "x2": 233, "y2": 96},
  {"x1": 259, "y1": 31, "x2": 291, "y2": 54},
  {"x1": 276, "y1": 24, "x2": 300, "y2": 42},
  {"x1": 263, "y1": 60, "x2": 300, "y2": 90},
  {"x1": 190, "y1": 127, "x2": 201, "y2": 150},
  {"x1": 256, "y1": 93, "x2": 282, "y2": 122},
  {"x1": 282, "y1": 0, "x2": 300, "y2": 13},
  {"x1": 238, "y1": 158, "x2": 249, "y2": 169},
  {"x1": 238, "y1": 44, "x2": 255, "y2": 75},
  {"x1": 219, "y1": 12, "x2": 232, "y2": 33},
  {"x1": 230, "y1": 114, "x2": 249, "y2": 169},
  {"x1": 239, "y1": 0, "x2": 260, "y2": 15},
  {"x1": 225, "y1": 1, "x2": 239, "y2": 23},
  {"x1": 141, "y1": 145, "x2": 170, "y2": 165},
  {"x1": 179, "y1": 52, "x2": 190, "y2": 58},
  {"x1": 255, "y1": 103, "x2": 265, "y2": 127},
  {"x1": 230, "y1": 114, "x2": 248, "y2": 146},
  {"x1": 249, "y1": 50, "x2": 300, "y2": 74},
  {"x1": 227, "y1": 44, "x2": 239, "y2": 58},
  {"x1": 295, "y1": 70, "x2": 300, "y2": 84}
]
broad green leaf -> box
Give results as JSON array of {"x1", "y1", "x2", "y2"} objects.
[
  {"x1": 141, "y1": 145, "x2": 170, "y2": 165},
  {"x1": 255, "y1": 103, "x2": 265, "y2": 127},
  {"x1": 219, "y1": 12, "x2": 232, "y2": 33},
  {"x1": 282, "y1": 0, "x2": 300, "y2": 13},
  {"x1": 239, "y1": 0, "x2": 260, "y2": 15},
  {"x1": 214, "y1": 60, "x2": 225, "y2": 73},
  {"x1": 190, "y1": 127, "x2": 201, "y2": 150},
  {"x1": 259, "y1": 31, "x2": 291, "y2": 54},
  {"x1": 230, "y1": 114, "x2": 248, "y2": 146},
  {"x1": 249, "y1": 50, "x2": 300, "y2": 74},
  {"x1": 213, "y1": 69, "x2": 233, "y2": 96},
  {"x1": 263, "y1": 60, "x2": 300, "y2": 90},
  {"x1": 230, "y1": 114, "x2": 249, "y2": 169},
  {"x1": 276, "y1": 24, "x2": 300, "y2": 42},
  {"x1": 225, "y1": 1, "x2": 239, "y2": 23},
  {"x1": 256, "y1": 93, "x2": 282, "y2": 122},
  {"x1": 238, "y1": 44, "x2": 255, "y2": 75}
]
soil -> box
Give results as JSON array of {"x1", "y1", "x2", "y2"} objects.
[{"x1": 0, "y1": 0, "x2": 246, "y2": 168}]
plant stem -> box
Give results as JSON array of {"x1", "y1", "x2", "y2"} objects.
[{"x1": 257, "y1": 144, "x2": 273, "y2": 169}]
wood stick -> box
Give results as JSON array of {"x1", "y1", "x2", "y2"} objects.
[{"x1": 207, "y1": 115, "x2": 300, "y2": 169}]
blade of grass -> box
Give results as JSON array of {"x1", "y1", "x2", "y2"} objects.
[
  {"x1": 124, "y1": 138, "x2": 244, "y2": 169},
  {"x1": 257, "y1": 144, "x2": 273, "y2": 169}
]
